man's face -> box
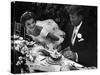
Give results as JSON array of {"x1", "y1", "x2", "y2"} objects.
[
  {"x1": 70, "y1": 13, "x2": 82, "y2": 26},
  {"x1": 25, "y1": 18, "x2": 35, "y2": 29}
]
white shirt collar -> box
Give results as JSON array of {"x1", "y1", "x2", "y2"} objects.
[{"x1": 75, "y1": 21, "x2": 82, "y2": 31}]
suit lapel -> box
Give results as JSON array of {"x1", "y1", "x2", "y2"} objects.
[{"x1": 74, "y1": 23, "x2": 83, "y2": 45}]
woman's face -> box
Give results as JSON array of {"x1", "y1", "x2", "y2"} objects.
[{"x1": 25, "y1": 18, "x2": 36, "y2": 29}]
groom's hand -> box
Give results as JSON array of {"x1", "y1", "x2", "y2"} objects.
[{"x1": 62, "y1": 47, "x2": 77, "y2": 61}]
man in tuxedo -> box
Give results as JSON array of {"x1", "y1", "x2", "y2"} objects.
[{"x1": 62, "y1": 6, "x2": 97, "y2": 67}]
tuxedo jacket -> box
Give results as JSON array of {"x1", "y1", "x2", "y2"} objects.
[{"x1": 70, "y1": 19, "x2": 97, "y2": 67}]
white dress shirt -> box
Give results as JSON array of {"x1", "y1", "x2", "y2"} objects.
[{"x1": 71, "y1": 21, "x2": 82, "y2": 45}]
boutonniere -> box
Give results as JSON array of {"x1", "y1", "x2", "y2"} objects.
[{"x1": 77, "y1": 33, "x2": 84, "y2": 42}]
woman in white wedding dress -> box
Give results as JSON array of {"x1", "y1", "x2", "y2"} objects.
[{"x1": 20, "y1": 11, "x2": 65, "y2": 50}]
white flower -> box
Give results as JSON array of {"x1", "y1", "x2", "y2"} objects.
[
  {"x1": 77, "y1": 33, "x2": 82, "y2": 39},
  {"x1": 19, "y1": 37, "x2": 23, "y2": 40},
  {"x1": 77, "y1": 33, "x2": 84, "y2": 42}
]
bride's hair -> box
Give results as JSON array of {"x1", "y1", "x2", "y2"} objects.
[
  {"x1": 20, "y1": 11, "x2": 36, "y2": 27},
  {"x1": 20, "y1": 11, "x2": 36, "y2": 39}
]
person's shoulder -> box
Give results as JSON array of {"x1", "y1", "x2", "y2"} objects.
[
  {"x1": 45, "y1": 19, "x2": 59, "y2": 28},
  {"x1": 36, "y1": 19, "x2": 56, "y2": 26},
  {"x1": 45, "y1": 19, "x2": 54, "y2": 22},
  {"x1": 45, "y1": 19, "x2": 56, "y2": 24},
  {"x1": 38, "y1": 19, "x2": 56, "y2": 24}
]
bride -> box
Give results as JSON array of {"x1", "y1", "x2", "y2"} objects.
[{"x1": 20, "y1": 11, "x2": 65, "y2": 50}]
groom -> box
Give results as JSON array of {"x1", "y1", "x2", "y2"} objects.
[{"x1": 62, "y1": 6, "x2": 97, "y2": 67}]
